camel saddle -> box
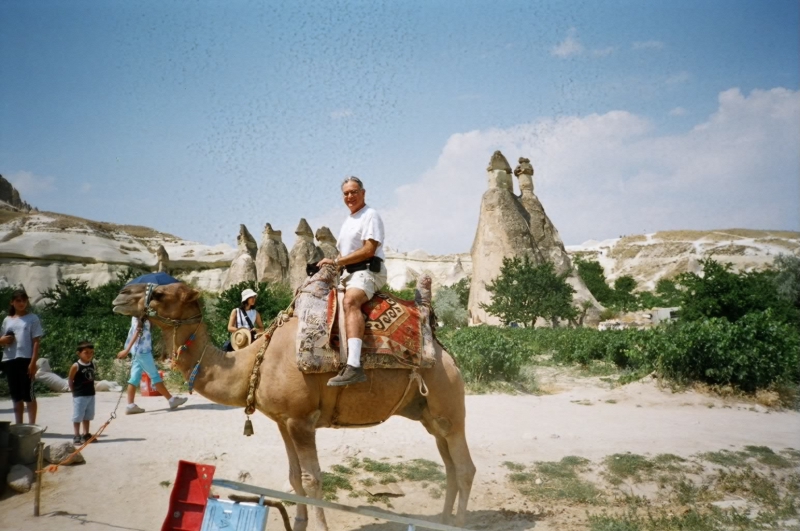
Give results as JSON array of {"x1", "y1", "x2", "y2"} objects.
[{"x1": 294, "y1": 266, "x2": 436, "y2": 374}]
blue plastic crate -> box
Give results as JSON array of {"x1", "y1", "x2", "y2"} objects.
[{"x1": 200, "y1": 498, "x2": 268, "y2": 531}]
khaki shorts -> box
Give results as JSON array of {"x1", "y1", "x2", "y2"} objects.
[{"x1": 339, "y1": 265, "x2": 388, "y2": 300}]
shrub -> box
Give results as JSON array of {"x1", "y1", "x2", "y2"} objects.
[
  {"x1": 432, "y1": 286, "x2": 468, "y2": 328},
  {"x1": 441, "y1": 326, "x2": 529, "y2": 382},
  {"x1": 646, "y1": 310, "x2": 800, "y2": 392}
]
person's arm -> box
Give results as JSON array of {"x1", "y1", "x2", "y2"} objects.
[
  {"x1": 318, "y1": 239, "x2": 380, "y2": 268},
  {"x1": 67, "y1": 363, "x2": 78, "y2": 392},
  {"x1": 0, "y1": 334, "x2": 12, "y2": 346},
  {"x1": 117, "y1": 328, "x2": 140, "y2": 359},
  {"x1": 254, "y1": 312, "x2": 264, "y2": 333},
  {"x1": 227, "y1": 309, "x2": 239, "y2": 333},
  {"x1": 28, "y1": 337, "x2": 40, "y2": 378}
]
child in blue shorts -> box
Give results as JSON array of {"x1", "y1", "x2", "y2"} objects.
[
  {"x1": 117, "y1": 317, "x2": 187, "y2": 414},
  {"x1": 68, "y1": 341, "x2": 96, "y2": 444}
]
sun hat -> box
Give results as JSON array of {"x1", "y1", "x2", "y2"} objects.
[
  {"x1": 231, "y1": 328, "x2": 252, "y2": 351},
  {"x1": 241, "y1": 288, "x2": 258, "y2": 303}
]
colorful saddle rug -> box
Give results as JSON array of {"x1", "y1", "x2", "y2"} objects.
[{"x1": 294, "y1": 267, "x2": 436, "y2": 374}]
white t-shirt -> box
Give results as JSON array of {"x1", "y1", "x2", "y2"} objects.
[
  {"x1": 337, "y1": 205, "x2": 385, "y2": 260},
  {"x1": 1, "y1": 314, "x2": 44, "y2": 361}
]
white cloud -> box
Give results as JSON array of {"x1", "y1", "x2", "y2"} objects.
[
  {"x1": 330, "y1": 109, "x2": 353, "y2": 119},
  {"x1": 591, "y1": 46, "x2": 615, "y2": 57},
  {"x1": 669, "y1": 107, "x2": 687, "y2": 116},
  {"x1": 632, "y1": 40, "x2": 665, "y2": 50},
  {"x1": 383, "y1": 88, "x2": 800, "y2": 253},
  {"x1": 551, "y1": 28, "x2": 584, "y2": 58},
  {"x1": 6, "y1": 171, "x2": 56, "y2": 197},
  {"x1": 666, "y1": 71, "x2": 691, "y2": 85}
]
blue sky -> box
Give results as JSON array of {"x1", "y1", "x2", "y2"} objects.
[{"x1": 1, "y1": 0, "x2": 798, "y2": 253}]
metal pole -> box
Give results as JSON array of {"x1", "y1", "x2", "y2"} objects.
[{"x1": 34, "y1": 441, "x2": 44, "y2": 516}]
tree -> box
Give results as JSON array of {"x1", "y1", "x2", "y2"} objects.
[
  {"x1": 432, "y1": 287, "x2": 468, "y2": 328},
  {"x1": 574, "y1": 257, "x2": 615, "y2": 305},
  {"x1": 772, "y1": 254, "x2": 800, "y2": 310},
  {"x1": 481, "y1": 256, "x2": 577, "y2": 327},
  {"x1": 654, "y1": 278, "x2": 682, "y2": 307},
  {"x1": 676, "y1": 258, "x2": 798, "y2": 325},
  {"x1": 611, "y1": 275, "x2": 637, "y2": 311}
]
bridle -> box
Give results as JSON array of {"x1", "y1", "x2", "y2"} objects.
[
  {"x1": 144, "y1": 283, "x2": 203, "y2": 327},
  {"x1": 142, "y1": 283, "x2": 208, "y2": 393}
]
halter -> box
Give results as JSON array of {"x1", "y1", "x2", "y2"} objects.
[
  {"x1": 142, "y1": 283, "x2": 206, "y2": 394},
  {"x1": 144, "y1": 283, "x2": 203, "y2": 327}
]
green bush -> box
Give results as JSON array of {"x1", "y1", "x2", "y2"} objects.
[
  {"x1": 441, "y1": 318, "x2": 799, "y2": 393},
  {"x1": 36, "y1": 271, "x2": 145, "y2": 378},
  {"x1": 441, "y1": 326, "x2": 529, "y2": 382},
  {"x1": 645, "y1": 311, "x2": 800, "y2": 392},
  {"x1": 432, "y1": 286, "x2": 468, "y2": 328}
]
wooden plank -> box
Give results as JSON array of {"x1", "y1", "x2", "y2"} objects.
[{"x1": 212, "y1": 479, "x2": 470, "y2": 531}]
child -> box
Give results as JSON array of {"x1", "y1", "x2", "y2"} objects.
[
  {"x1": 68, "y1": 341, "x2": 96, "y2": 445},
  {"x1": 0, "y1": 288, "x2": 44, "y2": 424},
  {"x1": 117, "y1": 316, "x2": 187, "y2": 414}
]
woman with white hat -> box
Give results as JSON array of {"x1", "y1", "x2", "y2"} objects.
[{"x1": 225, "y1": 288, "x2": 264, "y2": 351}]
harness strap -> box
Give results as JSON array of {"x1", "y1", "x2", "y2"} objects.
[
  {"x1": 244, "y1": 307, "x2": 294, "y2": 416},
  {"x1": 386, "y1": 369, "x2": 428, "y2": 419}
]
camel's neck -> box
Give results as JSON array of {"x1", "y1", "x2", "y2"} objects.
[{"x1": 163, "y1": 321, "x2": 252, "y2": 407}]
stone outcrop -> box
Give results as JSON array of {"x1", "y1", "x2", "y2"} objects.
[
  {"x1": 222, "y1": 224, "x2": 258, "y2": 290},
  {"x1": 255, "y1": 223, "x2": 289, "y2": 285},
  {"x1": 288, "y1": 218, "x2": 318, "y2": 290},
  {"x1": 468, "y1": 151, "x2": 600, "y2": 326},
  {"x1": 315, "y1": 227, "x2": 338, "y2": 260},
  {"x1": 0, "y1": 175, "x2": 33, "y2": 211},
  {"x1": 156, "y1": 245, "x2": 169, "y2": 273}
]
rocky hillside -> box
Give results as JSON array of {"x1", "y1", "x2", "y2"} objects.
[
  {"x1": 0, "y1": 211, "x2": 236, "y2": 299},
  {"x1": 1, "y1": 202, "x2": 796, "y2": 301},
  {"x1": 567, "y1": 229, "x2": 800, "y2": 290},
  {"x1": 0, "y1": 174, "x2": 33, "y2": 211}
]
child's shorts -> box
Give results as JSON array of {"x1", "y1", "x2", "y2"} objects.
[
  {"x1": 128, "y1": 352, "x2": 163, "y2": 386},
  {"x1": 72, "y1": 395, "x2": 96, "y2": 423}
]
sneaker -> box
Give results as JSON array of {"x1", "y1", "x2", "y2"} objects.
[
  {"x1": 81, "y1": 433, "x2": 92, "y2": 444},
  {"x1": 72, "y1": 435, "x2": 82, "y2": 445},
  {"x1": 126, "y1": 404, "x2": 145, "y2": 415},
  {"x1": 169, "y1": 396, "x2": 188, "y2": 410},
  {"x1": 326, "y1": 365, "x2": 367, "y2": 387}
]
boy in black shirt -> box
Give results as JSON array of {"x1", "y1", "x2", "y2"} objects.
[{"x1": 68, "y1": 341, "x2": 96, "y2": 445}]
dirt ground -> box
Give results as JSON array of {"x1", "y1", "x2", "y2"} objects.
[{"x1": 1, "y1": 372, "x2": 798, "y2": 531}]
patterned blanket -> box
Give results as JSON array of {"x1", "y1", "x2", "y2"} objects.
[{"x1": 295, "y1": 267, "x2": 436, "y2": 374}]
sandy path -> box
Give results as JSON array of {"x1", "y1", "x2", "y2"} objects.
[{"x1": 1, "y1": 377, "x2": 798, "y2": 531}]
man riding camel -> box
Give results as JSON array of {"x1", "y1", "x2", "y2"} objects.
[{"x1": 317, "y1": 176, "x2": 387, "y2": 386}]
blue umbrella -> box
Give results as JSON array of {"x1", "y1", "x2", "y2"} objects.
[{"x1": 126, "y1": 272, "x2": 181, "y2": 286}]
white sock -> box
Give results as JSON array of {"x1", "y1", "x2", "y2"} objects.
[{"x1": 347, "y1": 338, "x2": 363, "y2": 368}]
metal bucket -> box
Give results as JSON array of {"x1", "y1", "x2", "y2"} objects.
[
  {"x1": 8, "y1": 424, "x2": 46, "y2": 465},
  {"x1": 0, "y1": 420, "x2": 10, "y2": 448}
]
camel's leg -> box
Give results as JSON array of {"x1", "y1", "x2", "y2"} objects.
[
  {"x1": 278, "y1": 422, "x2": 310, "y2": 531},
  {"x1": 287, "y1": 418, "x2": 329, "y2": 531},
  {"x1": 446, "y1": 429, "x2": 476, "y2": 527},
  {"x1": 421, "y1": 413, "x2": 458, "y2": 523}
]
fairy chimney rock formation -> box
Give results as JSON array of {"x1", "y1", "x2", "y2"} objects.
[
  {"x1": 156, "y1": 245, "x2": 169, "y2": 273},
  {"x1": 486, "y1": 150, "x2": 513, "y2": 192},
  {"x1": 289, "y1": 218, "x2": 318, "y2": 290},
  {"x1": 256, "y1": 223, "x2": 289, "y2": 284},
  {"x1": 514, "y1": 157, "x2": 535, "y2": 195},
  {"x1": 222, "y1": 224, "x2": 258, "y2": 290},
  {"x1": 315, "y1": 226, "x2": 338, "y2": 260},
  {"x1": 468, "y1": 151, "x2": 600, "y2": 326}
]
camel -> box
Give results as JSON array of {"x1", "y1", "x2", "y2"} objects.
[{"x1": 112, "y1": 281, "x2": 475, "y2": 530}]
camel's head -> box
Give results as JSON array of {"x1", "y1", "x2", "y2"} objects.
[{"x1": 113, "y1": 282, "x2": 202, "y2": 326}]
